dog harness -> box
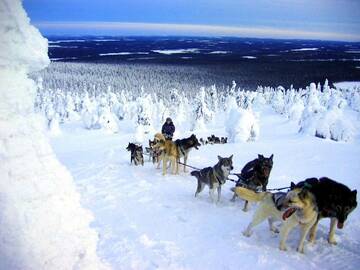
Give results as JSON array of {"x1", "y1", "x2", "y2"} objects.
[
  {"x1": 272, "y1": 192, "x2": 287, "y2": 211},
  {"x1": 213, "y1": 169, "x2": 225, "y2": 185},
  {"x1": 178, "y1": 144, "x2": 186, "y2": 157}
]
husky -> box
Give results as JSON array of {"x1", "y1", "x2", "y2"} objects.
[
  {"x1": 175, "y1": 134, "x2": 201, "y2": 172},
  {"x1": 235, "y1": 186, "x2": 318, "y2": 253},
  {"x1": 126, "y1": 143, "x2": 144, "y2": 166},
  {"x1": 150, "y1": 133, "x2": 165, "y2": 168},
  {"x1": 231, "y1": 154, "x2": 274, "y2": 211},
  {"x1": 220, "y1": 137, "x2": 228, "y2": 144},
  {"x1": 154, "y1": 132, "x2": 166, "y2": 143},
  {"x1": 154, "y1": 134, "x2": 200, "y2": 175},
  {"x1": 291, "y1": 177, "x2": 357, "y2": 244},
  {"x1": 201, "y1": 135, "x2": 227, "y2": 145},
  {"x1": 146, "y1": 138, "x2": 162, "y2": 164},
  {"x1": 191, "y1": 155, "x2": 234, "y2": 202},
  {"x1": 206, "y1": 134, "x2": 220, "y2": 144},
  {"x1": 155, "y1": 139, "x2": 180, "y2": 175}
]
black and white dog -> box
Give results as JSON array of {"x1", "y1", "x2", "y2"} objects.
[
  {"x1": 174, "y1": 134, "x2": 201, "y2": 172},
  {"x1": 126, "y1": 143, "x2": 144, "y2": 166},
  {"x1": 191, "y1": 155, "x2": 234, "y2": 202}
]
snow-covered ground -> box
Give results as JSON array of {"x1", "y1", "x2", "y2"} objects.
[
  {"x1": 51, "y1": 106, "x2": 360, "y2": 270},
  {"x1": 334, "y1": 81, "x2": 360, "y2": 90}
]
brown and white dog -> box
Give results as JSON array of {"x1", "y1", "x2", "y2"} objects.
[
  {"x1": 154, "y1": 138, "x2": 180, "y2": 175},
  {"x1": 154, "y1": 134, "x2": 201, "y2": 175},
  {"x1": 235, "y1": 186, "x2": 318, "y2": 253}
]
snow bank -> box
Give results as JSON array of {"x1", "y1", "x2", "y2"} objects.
[
  {"x1": 334, "y1": 81, "x2": 360, "y2": 90},
  {"x1": 0, "y1": 1, "x2": 108, "y2": 269},
  {"x1": 226, "y1": 108, "x2": 259, "y2": 142}
]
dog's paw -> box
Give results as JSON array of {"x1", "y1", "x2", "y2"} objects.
[
  {"x1": 297, "y1": 247, "x2": 305, "y2": 254},
  {"x1": 242, "y1": 207, "x2": 249, "y2": 212},
  {"x1": 328, "y1": 238, "x2": 337, "y2": 245},
  {"x1": 271, "y1": 227, "x2": 280, "y2": 234},
  {"x1": 242, "y1": 231, "x2": 251, "y2": 237},
  {"x1": 279, "y1": 245, "x2": 287, "y2": 251},
  {"x1": 308, "y1": 234, "x2": 316, "y2": 243}
]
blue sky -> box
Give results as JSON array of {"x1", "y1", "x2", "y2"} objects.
[{"x1": 23, "y1": 0, "x2": 360, "y2": 41}]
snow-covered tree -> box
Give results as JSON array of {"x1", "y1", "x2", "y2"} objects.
[{"x1": 226, "y1": 107, "x2": 260, "y2": 142}]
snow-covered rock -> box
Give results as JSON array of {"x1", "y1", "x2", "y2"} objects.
[{"x1": 0, "y1": 1, "x2": 108, "y2": 269}]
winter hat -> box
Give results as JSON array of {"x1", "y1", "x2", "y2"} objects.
[{"x1": 166, "y1": 117, "x2": 172, "y2": 122}]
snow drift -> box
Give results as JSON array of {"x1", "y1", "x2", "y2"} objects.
[{"x1": 0, "y1": 1, "x2": 108, "y2": 269}]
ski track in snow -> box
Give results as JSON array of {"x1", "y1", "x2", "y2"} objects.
[{"x1": 51, "y1": 107, "x2": 360, "y2": 270}]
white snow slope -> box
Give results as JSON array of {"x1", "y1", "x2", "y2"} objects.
[{"x1": 51, "y1": 106, "x2": 360, "y2": 270}]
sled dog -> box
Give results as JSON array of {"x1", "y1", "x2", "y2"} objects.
[
  {"x1": 126, "y1": 143, "x2": 144, "y2": 166},
  {"x1": 154, "y1": 139, "x2": 179, "y2": 175},
  {"x1": 174, "y1": 134, "x2": 201, "y2": 172},
  {"x1": 291, "y1": 177, "x2": 357, "y2": 244},
  {"x1": 235, "y1": 186, "x2": 318, "y2": 253},
  {"x1": 155, "y1": 134, "x2": 200, "y2": 175},
  {"x1": 191, "y1": 155, "x2": 234, "y2": 202},
  {"x1": 151, "y1": 133, "x2": 165, "y2": 168},
  {"x1": 231, "y1": 154, "x2": 273, "y2": 211},
  {"x1": 146, "y1": 138, "x2": 161, "y2": 163}
]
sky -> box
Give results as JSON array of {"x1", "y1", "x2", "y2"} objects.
[{"x1": 23, "y1": 0, "x2": 360, "y2": 41}]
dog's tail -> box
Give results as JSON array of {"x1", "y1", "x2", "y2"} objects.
[
  {"x1": 190, "y1": 170, "x2": 200, "y2": 179},
  {"x1": 233, "y1": 187, "x2": 268, "y2": 202}
]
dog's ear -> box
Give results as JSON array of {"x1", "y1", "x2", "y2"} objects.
[
  {"x1": 290, "y1": 182, "x2": 296, "y2": 189},
  {"x1": 218, "y1": 155, "x2": 222, "y2": 161},
  {"x1": 229, "y1": 154, "x2": 233, "y2": 160},
  {"x1": 269, "y1": 154, "x2": 274, "y2": 160},
  {"x1": 352, "y1": 189, "x2": 357, "y2": 197},
  {"x1": 258, "y1": 154, "x2": 264, "y2": 159}
]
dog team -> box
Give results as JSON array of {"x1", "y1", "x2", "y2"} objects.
[{"x1": 127, "y1": 117, "x2": 358, "y2": 254}]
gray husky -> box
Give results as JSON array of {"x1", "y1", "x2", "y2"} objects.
[{"x1": 191, "y1": 155, "x2": 234, "y2": 202}]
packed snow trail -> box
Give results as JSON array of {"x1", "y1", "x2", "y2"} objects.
[{"x1": 52, "y1": 108, "x2": 360, "y2": 270}]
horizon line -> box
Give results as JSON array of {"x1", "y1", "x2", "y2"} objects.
[{"x1": 34, "y1": 21, "x2": 360, "y2": 42}]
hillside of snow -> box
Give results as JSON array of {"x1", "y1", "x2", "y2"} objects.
[
  {"x1": 30, "y1": 62, "x2": 360, "y2": 267},
  {"x1": 36, "y1": 74, "x2": 360, "y2": 269},
  {"x1": 1, "y1": 0, "x2": 360, "y2": 269},
  {"x1": 51, "y1": 105, "x2": 360, "y2": 270}
]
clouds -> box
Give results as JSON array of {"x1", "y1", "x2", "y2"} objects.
[
  {"x1": 24, "y1": 0, "x2": 360, "y2": 41},
  {"x1": 35, "y1": 21, "x2": 360, "y2": 41}
]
